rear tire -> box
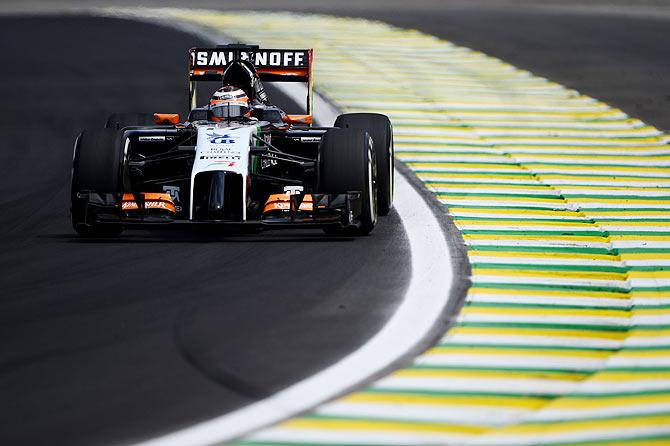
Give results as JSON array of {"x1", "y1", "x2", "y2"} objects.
[
  {"x1": 335, "y1": 113, "x2": 394, "y2": 216},
  {"x1": 71, "y1": 129, "x2": 124, "y2": 237},
  {"x1": 319, "y1": 128, "x2": 377, "y2": 236},
  {"x1": 105, "y1": 112, "x2": 156, "y2": 129}
]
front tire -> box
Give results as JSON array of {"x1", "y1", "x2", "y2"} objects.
[
  {"x1": 71, "y1": 128, "x2": 124, "y2": 237},
  {"x1": 319, "y1": 128, "x2": 377, "y2": 236},
  {"x1": 335, "y1": 113, "x2": 394, "y2": 216}
]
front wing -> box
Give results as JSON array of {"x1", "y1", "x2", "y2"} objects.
[{"x1": 72, "y1": 191, "x2": 366, "y2": 230}]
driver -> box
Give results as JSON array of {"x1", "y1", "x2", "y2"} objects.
[{"x1": 209, "y1": 85, "x2": 251, "y2": 121}]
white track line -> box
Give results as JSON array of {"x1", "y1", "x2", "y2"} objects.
[{"x1": 113, "y1": 11, "x2": 457, "y2": 446}]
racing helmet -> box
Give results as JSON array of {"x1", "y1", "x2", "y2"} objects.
[{"x1": 209, "y1": 85, "x2": 250, "y2": 121}]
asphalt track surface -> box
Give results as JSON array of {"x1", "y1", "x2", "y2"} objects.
[
  {"x1": 1, "y1": 1, "x2": 669, "y2": 445},
  {"x1": 0, "y1": 16, "x2": 411, "y2": 446}
]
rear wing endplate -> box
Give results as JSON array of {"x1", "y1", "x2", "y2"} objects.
[{"x1": 188, "y1": 45, "x2": 314, "y2": 115}]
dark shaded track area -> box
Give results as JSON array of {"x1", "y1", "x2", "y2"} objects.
[{"x1": 0, "y1": 16, "x2": 409, "y2": 446}]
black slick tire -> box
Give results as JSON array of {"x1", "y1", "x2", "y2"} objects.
[
  {"x1": 70, "y1": 128, "x2": 124, "y2": 237},
  {"x1": 319, "y1": 128, "x2": 377, "y2": 236},
  {"x1": 335, "y1": 113, "x2": 394, "y2": 216}
]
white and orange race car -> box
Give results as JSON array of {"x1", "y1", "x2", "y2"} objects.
[{"x1": 70, "y1": 44, "x2": 393, "y2": 236}]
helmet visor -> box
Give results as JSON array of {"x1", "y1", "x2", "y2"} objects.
[{"x1": 211, "y1": 102, "x2": 249, "y2": 119}]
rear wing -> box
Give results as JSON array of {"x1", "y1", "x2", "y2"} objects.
[{"x1": 188, "y1": 45, "x2": 313, "y2": 116}]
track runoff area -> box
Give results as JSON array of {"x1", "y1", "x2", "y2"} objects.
[{"x1": 122, "y1": 9, "x2": 670, "y2": 446}]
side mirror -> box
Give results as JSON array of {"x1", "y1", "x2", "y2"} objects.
[{"x1": 153, "y1": 113, "x2": 180, "y2": 125}]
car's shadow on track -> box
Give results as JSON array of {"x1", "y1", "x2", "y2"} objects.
[{"x1": 40, "y1": 231, "x2": 356, "y2": 244}]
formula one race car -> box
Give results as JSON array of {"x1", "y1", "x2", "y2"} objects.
[{"x1": 70, "y1": 44, "x2": 394, "y2": 237}]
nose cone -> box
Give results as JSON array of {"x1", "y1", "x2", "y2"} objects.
[
  {"x1": 208, "y1": 171, "x2": 226, "y2": 219},
  {"x1": 193, "y1": 170, "x2": 244, "y2": 221}
]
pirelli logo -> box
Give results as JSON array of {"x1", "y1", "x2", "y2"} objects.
[{"x1": 190, "y1": 49, "x2": 310, "y2": 69}]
